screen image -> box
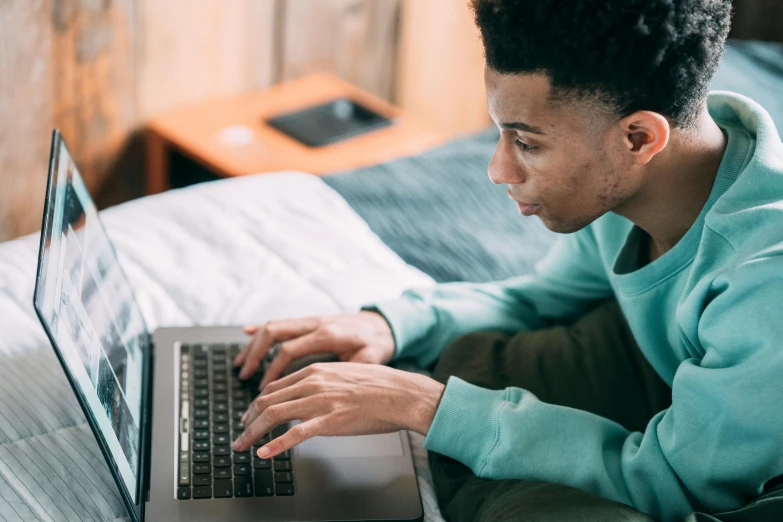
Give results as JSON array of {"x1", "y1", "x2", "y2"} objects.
[{"x1": 34, "y1": 138, "x2": 148, "y2": 502}]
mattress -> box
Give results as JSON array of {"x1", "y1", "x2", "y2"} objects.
[{"x1": 0, "y1": 173, "x2": 442, "y2": 521}]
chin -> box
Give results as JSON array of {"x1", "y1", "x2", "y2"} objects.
[{"x1": 539, "y1": 214, "x2": 593, "y2": 234}]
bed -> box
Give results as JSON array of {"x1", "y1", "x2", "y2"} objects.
[{"x1": 1, "y1": 40, "x2": 782, "y2": 522}]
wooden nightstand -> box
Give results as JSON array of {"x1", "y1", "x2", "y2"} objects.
[{"x1": 145, "y1": 73, "x2": 446, "y2": 194}]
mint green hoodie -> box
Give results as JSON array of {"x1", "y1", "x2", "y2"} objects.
[{"x1": 367, "y1": 92, "x2": 783, "y2": 520}]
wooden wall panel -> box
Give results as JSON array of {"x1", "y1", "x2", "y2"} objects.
[
  {"x1": 278, "y1": 0, "x2": 400, "y2": 101},
  {"x1": 135, "y1": 0, "x2": 278, "y2": 120},
  {"x1": 0, "y1": 0, "x2": 53, "y2": 241},
  {"x1": 730, "y1": 0, "x2": 783, "y2": 43},
  {"x1": 51, "y1": 0, "x2": 136, "y2": 191},
  {"x1": 396, "y1": 0, "x2": 490, "y2": 137}
]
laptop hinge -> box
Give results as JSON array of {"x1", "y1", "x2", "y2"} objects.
[{"x1": 143, "y1": 335, "x2": 155, "y2": 503}]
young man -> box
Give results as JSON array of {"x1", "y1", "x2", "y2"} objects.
[{"x1": 232, "y1": 0, "x2": 783, "y2": 519}]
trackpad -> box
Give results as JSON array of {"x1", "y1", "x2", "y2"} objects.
[{"x1": 295, "y1": 429, "x2": 404, "y2": 459}]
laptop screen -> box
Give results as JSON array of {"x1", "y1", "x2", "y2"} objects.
[{"x1": 34, "y1": 135, "x2": 149, "y2": 504}]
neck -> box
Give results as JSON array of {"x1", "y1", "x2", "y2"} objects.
[{"x1": 614, "y1": 106, "x2": 728, "y2": 258}]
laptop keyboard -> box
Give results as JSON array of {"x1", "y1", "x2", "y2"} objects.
[{"x1": 176, "y1": 343, "x2": 295, "y2": 500}]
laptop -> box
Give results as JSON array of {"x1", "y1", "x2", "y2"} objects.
[{"x1": 33, "y1": 130, "x2": 424, "y2": 522}]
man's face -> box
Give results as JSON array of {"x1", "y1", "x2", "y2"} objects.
[{"x1": 486, "y1": 68, "x2": 637, "y2": 233}]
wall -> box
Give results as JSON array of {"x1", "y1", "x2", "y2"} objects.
[{"x1": 0, "y1": 0, "x2": 410, "y2": 242}]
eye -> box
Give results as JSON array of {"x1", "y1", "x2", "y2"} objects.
[{"x1": 515, "y1": 139, "x2": 537, "y2": 152}]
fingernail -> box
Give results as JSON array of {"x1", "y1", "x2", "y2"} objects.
[
  {"x1": 259, "y1": 380, "x2": 267, "y2": 392},
  {"x1": 241, "y1": 412, "x2": 248, "y2": 423},
  {"x1": 232, "y1": 437, "x2": 243, "y2": 450},
  {"x1": 257, "y1": 446, "x2": 270, "y2": 458}
]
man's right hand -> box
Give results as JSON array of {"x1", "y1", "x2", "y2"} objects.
[{"x1": 232, "y1": 311, "x2": 396, "y2": 390}]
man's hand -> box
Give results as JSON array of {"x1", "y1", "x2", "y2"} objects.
[
  {"x1": 231, "y1": 362, "x2": 446, "y2": 458},
  {"x1": 233, "y1": 311, "x2": 396, "y2": 389}
]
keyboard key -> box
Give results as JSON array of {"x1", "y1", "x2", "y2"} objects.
[
  {"x1": 192, "y1": 453, "x2": 210, "y2": 463},
  {"x1": 253, "y1": 458, "x2": 271, "y2": 469},
  {"x1": 232, "y1": 411, "x2": 244, "y2": 421},
  {"x1": 214, "y1": 403, "x2": 228, "y2": 413},
  {"x1": 193, "y1": 441, "x2": 210, "y2": 452},
  {"x1": 194, "y1": 369, "x2": 208, "y2": 378},
  {"x1": 254, "y1": 470, "x2": 274, "y2": 496},
  {"x1": 178, "y1": 462, "x2": 190, "y2": 486},
  {"x1": 213, "y1": 374, "x2": 227, "y2": 383},
  {"x1": 214, "y1": 434, "x2": 230, "y2": 445},
  {"x1": 231, "y1": 380, "x2": 244, "y2": 390},
  {"x1": 194, "y1": 399, "x2": 209, "y2": 408},
  {"x1": 274, "y1": 449, "x2": 291, "y2": 460},
  {"x1": 233, "y1": 453, "x2": 251, "y2": 464},
  {"x1": 177, "y1": 487, "x2": 191, "y2": 499},
  {"x1": 194, "y1": 388, "x2": 209, "y2": 398},
  {"x1": 212, "y1": 423, "x2": 229, "y2": 434},
  {"x1": 213, "y1": 393, "x2": 228, "y2": 402},
  {"x1": 234, "y1": 463, "x2": 252, "y2": 476},
  {"x1": 195, "y1": 378, "x2": 209, "y2": 388},
  {"x1": 274, "y1": 460, "x2": 291, "y2": 472},
  {"x1": 233, "y1": 399, "x2": 248, "y2": 410},
  {"x1": 213, "y1": 364, "x2": 227, "y2": 373},
  {"x1": 193, "y1": 419, "x2": 209, "y2": 429},
  {"x1": 213, "y1": 383, "x2": 228, "y2": 392},
  {"x1": 193, "y1": 474, "x2": 212, "y2": 487},
  {"x1": 232, "y1": 390, "x2": 248, "y2": 400},
  {"x1": 193, "y1": 486, "x2": 212, "y2": 499},
  {"x1": 214, "y1": 412, "x2": 229, "y2": 423},
  {"x1": 232, "y1": 421, "x2": 244, "y2": 431},
  {"x1": 213, "y1": 445, "x2": 231, "y2": 456},
  {"x1": 214, "y1": 479, "x2": 233, "y2": 498},
  {"x1": 253, "y1": 434, "x2": 270, "y2": 447},
  {"x1": 274, "y1": 472, "x2": 293, "y2": 483},
  {"x1": 215, "y1": 467, "x2": 232, "y2": 480},
  {"x1": 193, "y1": 430, "x2": 210, "y2": 440},
  {"x1": 194, "y1": 409, "x2": 209, "y2": 419},
  {"x1": 193, "y1": 464, "x2": 211, "y2": 474},
  {"x1": 276, "y1": 483, "x2": 295, "y2": 496},
  {"x1": 214, "y1": 456, "x2": 231, "y2": 468},
  {"x1": 234, "y1": 475, "x2": 253, "y2": 497}
]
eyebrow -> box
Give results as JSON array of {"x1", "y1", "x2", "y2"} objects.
[{"x1": 500, "y1": 121, "x2": 547, "y2": 135}]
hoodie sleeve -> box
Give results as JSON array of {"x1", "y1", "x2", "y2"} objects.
[{"x1": 363, "y1": 226, "x2": 614, "y2": 368}]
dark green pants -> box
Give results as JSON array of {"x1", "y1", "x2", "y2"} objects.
[{"x1": 428, "y1": 299, "x2": 783, "y2": 522}]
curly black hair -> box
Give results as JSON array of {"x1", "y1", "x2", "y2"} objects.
[{"x1": 471, "y1": 0, "x2": 733, "y2": 127}]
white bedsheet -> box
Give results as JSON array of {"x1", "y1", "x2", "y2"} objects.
[{"x1": 0, "y1": 172, "x2": 444, "y2": 522}]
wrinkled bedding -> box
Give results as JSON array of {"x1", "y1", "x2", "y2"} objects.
[{"x1": 0, "y1": 173, "x2": 443, "y2": 521}]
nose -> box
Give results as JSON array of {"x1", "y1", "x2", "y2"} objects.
[{"x1": 488, "y1": 139, "x2": 526, "y2": 185}]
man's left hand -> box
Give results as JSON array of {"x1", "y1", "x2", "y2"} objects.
[{"x1": 232, "y1": 362, "x2": 446, "y2": 458}]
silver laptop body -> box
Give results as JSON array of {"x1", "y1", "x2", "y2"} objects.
[{"x1": 34, "y1": 131, "x2": 423, "y2": 522}]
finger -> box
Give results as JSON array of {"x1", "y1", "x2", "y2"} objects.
[
  {"x1": 239, "y1": 318, "x2": 320, "y2": 380},
  {"x1": 232, "y1": 326, "x2": 261, "y2": 367},
  {"x1": 232, "y1": 398, "x2": 311, "y2": 452},
  {"x1": 256, "y1": 419, "x2": 323, "y2": 459},
  {"x1": 258, "y1": 332, "x2": 336, "y2": 390},
  {"x1": 241, "y1": 379, "x2": 315, "y2": 427}
]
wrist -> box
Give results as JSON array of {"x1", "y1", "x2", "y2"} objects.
[{"x1": 404, "y1": 373, "x2": 446, "y2": 435}]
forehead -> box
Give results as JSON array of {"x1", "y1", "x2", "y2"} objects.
[
  {"x1": 485, "y1": 69, "x2": 553, "y2": 121},
  {"x1": 484, "y1": 68, "x2": 594, "y2": 135}
]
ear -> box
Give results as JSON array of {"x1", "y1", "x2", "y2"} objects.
[{"x1": 618, "y1": 111, "x2": 670, "y2": 165}]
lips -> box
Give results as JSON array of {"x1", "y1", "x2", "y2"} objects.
[
  {"x1": 516, "y1": 202, "x2": 540, "y2": 216},
  {"x1": 508, "y1": 190, "x2": 540, "y2": 216}
]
